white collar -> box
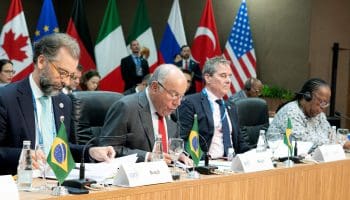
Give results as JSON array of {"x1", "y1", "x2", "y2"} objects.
[{"x1": 29, "y1": 74, "x2": 45, "y2": 99}]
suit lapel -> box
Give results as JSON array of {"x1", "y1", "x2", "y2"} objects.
[
  {"x1": 52, "y1": 96, "x2": 64, "y2": 132},
  {"x1": 201, "y1": 92, "x2": 214, "y2": 129},
  {"x1": 138, "y1": 92, "x2": 155, "y2": 149},
  {"x1": 16, "y1": 78, "x2": 36, "y2": 143}
]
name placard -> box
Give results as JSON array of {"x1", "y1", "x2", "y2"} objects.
[
  {"x1": 113, "y1": 161, "x2": 173, "y2": 187},
  {"x1": 231, "y1": 150, "x2": 274, "y2": 173},
  {"x1": 0, "y1": 175, "x2": 19, "y2": 200},
  {"x1": 312, "y1": 144, "x2": 345, "y2": 162}
]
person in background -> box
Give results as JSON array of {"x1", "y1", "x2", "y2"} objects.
[
  {"x1": 267, "y1": 78, "x2": 350, "y2": 148},
  {"x1": 0, "y1": 59, "x2": 15, "y2": 86},
  {"x1": 181, "y1": 69, "x2": 194, "y2": 95},
  {"x1": 178, "y1": 57, "x2": 250, "y2": 159},
  {"x1": 121, "y1": 40, "x2": 150, "y2": 91},
  {"x1": 124, "y1": 73, "x2": 152, "y2": 96},
  {"x1": 62, "y1": 64, "x2": 83, "y2": 94},
  {"x1": 173, "y1": 53, "x2": 182, "y2": 63},
  {"x1": 80, "y1": 70, "x2": 101, "y2": 91},
  {"x1": 174, "y1": 45, "x2": 202, "y2": 94},
  {"x1": 99, "y1": 64, "x2": 192, "y2": 166},
  {"x1": 140, "y1": 46, "x2": 150, "y2": 60},
  {"x1": 0, "y1": 33, "x2": 115, "y2": 175},
  {"x1": 229, "y1": 77, "x2": 263, "y2": 104}
]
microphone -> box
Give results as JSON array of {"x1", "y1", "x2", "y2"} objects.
[
  {"x1": 62, "y1": 135, "x2": 127, "y2": 191},
  {"x1": 335, "y1": 111, "x2": 350, "y2": 121},
  {"x1": 171, "y1": 112, "x2": 217, "y2": 174}
]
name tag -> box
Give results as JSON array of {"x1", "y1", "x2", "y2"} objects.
[
  {"x1": 0, "y1": 175, "x2": 19, "y2": 200},
  {"x1": 231, "y1": 150, "x2": 274, "y2": 173},
  {"x1": 113, "y1": 161, "x2": 173, "y2": 187},
  {"x1": 312, "y1": 144, "x2": 345, "y2": 162}
]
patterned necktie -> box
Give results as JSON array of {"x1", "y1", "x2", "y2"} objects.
[
  {"x1": 39, "y1": 96, "x2": 55, "y2": 155},
  {"x1": 215, "y1": 99, "x2": 232, "y2": 156},
  {"x1": 156, "y1": 113, "x2": 168, "y2": 153}
]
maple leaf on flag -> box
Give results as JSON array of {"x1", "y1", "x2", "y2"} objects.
[{"x1": 2, "y1": 29, "x2": 29, "y2": 62}]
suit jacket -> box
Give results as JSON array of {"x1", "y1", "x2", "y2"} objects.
[
  {"x1": 175, "y1": 59, "x2": 202, "y2": 94},
  {"x1": 99, "y1": 91, "x2": 178, "y2": 162},
  {"x1": 121, "y1": 55, "x2": 149, "y2": 91},
  {"x1": 178, "y1": 92, "x2": 250, "y2": 156},
  {"x1": 123, "y1": 87, "x2": 137, "y2": 96},
  {"x1": 0, "y1": 78, "x2": 85, "y2": 175}
]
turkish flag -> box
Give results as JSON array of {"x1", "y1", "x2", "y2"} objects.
[
  {"x1": 66, "y1": 0, "x2": 96, "y2": 72},
  {"x1": 191, "y1": 0, "x2": 222, "y2": 69},
  {"x1": 0, "y1": 0, "x2": 34, "y2": 82}
]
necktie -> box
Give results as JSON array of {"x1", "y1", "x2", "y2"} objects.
[
  {"x1": 184, "y1": 60, "x2": 188, "y2": 69},
  {"x1": 215, "y1": 99, "x2": 232, "y2": 156},
  {"x1": 39, "y1": 96, "x2": 55, "y2": 155},
  {"x1": 135, "y1": 57, "x2": 143, "y2": 76},
  {"x1": 156, "y1": 113, "x2": 168, "y2": 153}
]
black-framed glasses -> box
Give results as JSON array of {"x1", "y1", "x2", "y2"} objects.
[
  {"x1": 48, "y1": 61, "x2": 76, "y2": 80},
  {"x1": 157, "y1": 81, "x2": 184, "y2": 101}
]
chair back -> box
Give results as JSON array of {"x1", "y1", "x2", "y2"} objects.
[{"x1": 69, "y1": 91, "x2": 123, "y2": 144}]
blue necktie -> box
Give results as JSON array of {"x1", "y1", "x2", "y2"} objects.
[
  {"x1": 135, "y1": 57, "x2": 143, "y2": 76},
  {"x1": 39, "y1": 96, "x2": 55, "y2": 155},
  {"x1": 215, "y1": 99, "x2": 232, "y2": 156}
]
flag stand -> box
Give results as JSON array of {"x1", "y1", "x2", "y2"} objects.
[
  {"x1": 284, "y1": 149, "x2": 294, "y2": 167},
  {"x1": 51, "y1": 183, "x2": 68, "y2": 196}
]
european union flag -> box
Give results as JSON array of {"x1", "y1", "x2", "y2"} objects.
[
  {"x1": 34, "y1": 0, "x2": 59, "y2": 42},
  {"x1": 185, "y1": 114, "x2": 203, "y2": 166}
]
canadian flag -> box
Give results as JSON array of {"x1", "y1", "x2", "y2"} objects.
[{"x1": 0, "y1": 0, "x2": 34, "y2": 82}]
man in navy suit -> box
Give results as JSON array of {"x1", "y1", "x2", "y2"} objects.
[
  {"x1": 0, "y1": 33, "x2": 115, "y2": 175},
  {"x1": 174, "y1": 45, "x2": 202, "y2": 94},
  {"x1": 121, "y1": 40, "x2": 150, "y2": 91},
  {"x1": 178, "y1": 57, "x2": 250, "y2": 159}
]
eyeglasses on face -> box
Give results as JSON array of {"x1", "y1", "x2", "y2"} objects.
[
  {"x1": 157, "y1": 81, "x2": 184, "y2": 101},
  {"x1": 1, "y1": 70, "x2": 16, "y2": 75},
  {"x1": 48, "y1": 61, "x2": 76, "y2": 80},
  {"x1": 313, "y1": 93, "x2": 330, "y2": 109}
]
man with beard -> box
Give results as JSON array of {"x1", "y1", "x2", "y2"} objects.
[{"x1": 0, "y1": 33, "x2": 115, "y2": 175}]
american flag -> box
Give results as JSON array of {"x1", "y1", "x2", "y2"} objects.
[{"x1": 223, "y1": 0, "x2": 256, "y2": 95}]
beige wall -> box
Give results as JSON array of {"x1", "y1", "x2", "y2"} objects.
[{"x1": 0, "y1": 0, "x2": 349, "y2": 126}]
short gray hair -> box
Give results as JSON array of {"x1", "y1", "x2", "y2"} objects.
[
  {"x1": 33, "y1": 33, "x2": 80, "y2": 63},
  {"x1": 149, "y1": 64, "x2": 180, "y2": 84},
  {"x1": 202, "y1": 56, "x2": 230, "y2": 76}
]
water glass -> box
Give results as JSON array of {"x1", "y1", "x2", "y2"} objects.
[
  {"x1": 168, "y1": 138, "x2": 184, "y2": 180},
  {"x1": 337, "y1": 128, "x2": 349, "y2": 145},
  {"x1": 267, "y1": 133, "x2": 283, "y2": 159},
  {"x1": 35, "y1": 144, "x2": 48, "y2": 191}
]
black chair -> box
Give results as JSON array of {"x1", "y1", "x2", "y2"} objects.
[
  {"x1": 233, "y1": 98, "x2": 269, "y2": 148},
  {"x1": 69, "y1": 91, "x2": 124, "y2": 145}
]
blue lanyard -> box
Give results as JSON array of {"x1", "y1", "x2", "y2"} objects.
[{"x1": 201, "y1": 89, "x2": 227, "y2": 121}]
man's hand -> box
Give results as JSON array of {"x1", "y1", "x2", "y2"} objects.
[
  {"x1": 31, "y1": 150, "x2": 45, "y2": 170},
  {"x1": 89, "y1": 146, "x2": 116, "y2": 162},
  {"x1": 343, "y1": 141, "x2": 350, "y2": 149},
  {"x1": 179, "y1": 153, "x2": 193, "y2": 167}
]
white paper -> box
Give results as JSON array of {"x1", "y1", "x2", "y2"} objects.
[
  {"x1": 198, "y1": 160, "x2": 232, "y2": 170},
  {"x1": 47, "y1": 154, "x2": 138, "y2": 183},
  {"x1": 273, "y1": 141, "x2": 313, "y2": 158},
  {"x1": 0, "y1": 175, "x2": 19, "y2": 200}
]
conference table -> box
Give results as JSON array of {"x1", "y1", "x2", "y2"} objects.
[{"x1": 21, "y1": 157, "x2": 350, "y2": 200}]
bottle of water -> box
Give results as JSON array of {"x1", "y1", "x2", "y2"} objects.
[
  {"x1": 227, "y1": 147, "x2": 235, "y2": 161},
  {"x1": 256, "y1": 130, "x2": 267, "y2": 153},
  {"x1": 17, "y1": 140, "x2": 33, "y2": 191},
  {"x1": 151, "y1": 135, "x2": 164, "y2": 161}
]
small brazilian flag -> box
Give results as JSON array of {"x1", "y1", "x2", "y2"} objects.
[
  {"x1": 47, "y1": 122, "x2": 75, "y2": 184},
  {"x1": 185, "y1": 114, "x2": 203, "y2": 166},
  {"x1": 284, "y1": 118, "x2": 293, "y2": 156}
]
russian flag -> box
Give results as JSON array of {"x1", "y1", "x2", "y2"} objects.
[{"x1": 159, "y1": 0, "x2": 187, "y2": 64}]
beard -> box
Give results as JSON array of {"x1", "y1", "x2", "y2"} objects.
[{"x1": 39, "y1": 68, "x2": 63, "y2": 96}]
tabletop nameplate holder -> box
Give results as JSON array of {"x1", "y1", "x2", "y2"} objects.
[
  {"x1": 312, "y1": 144, "x2": 345, "y2": 162},
  {"x1": 231, "y1": 151, "x2": 274, "y2": 173}
]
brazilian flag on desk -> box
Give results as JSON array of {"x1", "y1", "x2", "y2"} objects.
[
  {"x1": 284, "y1": 118, "x2": 293, "y2": 156},
  {"x1": 185, "y1": 114, "x2": 203, "y2": 166},
  {"x1": 47, "y1": 122, "x2": 75, "y2": 184}
]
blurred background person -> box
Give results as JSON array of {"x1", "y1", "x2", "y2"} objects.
[
  {"x1": 182, "y1": 69, "x2": 194, "y2": 95},
  {"x1": 124, "y1": 73, "x2": 152, "y2": 95},
  {"x1": 173, "y1": 53, "x2": 182, "y2": 63},
  {"x1": 229, "y1": 77, "x2": 263, "y2": 103},
  {"x1": 140, "y1": 46, "x2": 150, "y2": 60},
  {"x1": 0, "y1": 59, "x2": 14, "y2": 87},
  {"x1": 62, "y1": 64, "x2": 83, "y2": 94},
  {"x1": 80, "y1": 70, "x2": 101, "y2": 91}
]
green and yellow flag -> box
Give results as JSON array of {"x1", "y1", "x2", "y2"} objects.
[
  {"x1": 284, "y1": 118, "x2": 293, "y2": 156},
  {"x1": 185, "y1": 114, "x2": 203, "y2": 166},
  {"x1": 47, "y1": 122, "x2": 75, "y2": 184}
]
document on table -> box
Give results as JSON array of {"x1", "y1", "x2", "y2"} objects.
[{"x1": 46, "y1": 154, "x2": 138, "y2": 183}]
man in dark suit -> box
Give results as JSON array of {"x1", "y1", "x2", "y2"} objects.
[
  {"x1": 0, "y1": 33, "x2": 115, "y2": 175},
  {"x1": 123, "y1": 73, "x2": 152, "y2": 96},
  {"x1": 178, "y1": 57, "x2": 250, "y2": 159},
  {"x1": 174, "y1": 45, "x2": 202, "y2": 94},
  {"x1": 121, "y1": 40, "x2": 150, "y2": 91},
  {"x1": 100, "y1": 64, "x2": 192, "y2": 165}
]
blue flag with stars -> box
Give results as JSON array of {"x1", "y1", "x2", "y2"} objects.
[{"x1": 34, "y1": 0, "x2": 59, "y2": 42}]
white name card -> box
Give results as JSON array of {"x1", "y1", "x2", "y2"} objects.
[
  {"x1": 312, "y1": 144, "x2": 345, "y2": 162},
  {"x1": 231, "y1": 150, "x2": 274, "y2": 173},
  {"x1": 0, "y1": 175, "x2": 19, "y2": 200},
  {"x1": 113, "y1": 161, "x2": 173, "y2": 187}
]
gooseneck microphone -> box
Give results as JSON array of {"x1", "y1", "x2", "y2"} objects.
[
  {"x1": 170, "y1": 111, "x2": 217, "y2": 174},
  {"x1": 62, "y1": 135, "x2": 127, "y2": 192},
  {"x1": 335, "y1": 111, "x2": 350, "y2": 121}
]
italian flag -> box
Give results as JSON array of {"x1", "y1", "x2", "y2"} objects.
[
  {"x1": 127, "y1": 0, "x2": 158, "y2": 72},
  {"x1": 94, "y1": 0, "x2": 128, "y2": 92}
]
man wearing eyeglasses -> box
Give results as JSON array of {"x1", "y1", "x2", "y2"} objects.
[
  {"x1": 228, "y1": 77, "x2": 263, "y2": 104},
  {"x1": 178, "y1": 57, "x2": 251, "y2": 159},
  {"x1": 0, "y1": 59, "x2": 15, "y2": 87},
  {"x1": 267, "y1": 78, "x2": 335, "y2": 145},
  {"x1": 100, "y1": 64, "x2": 193, "y2": 166},
  {"x1": 0, "y1": 33, "x2": 115, "y2": 175}
]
